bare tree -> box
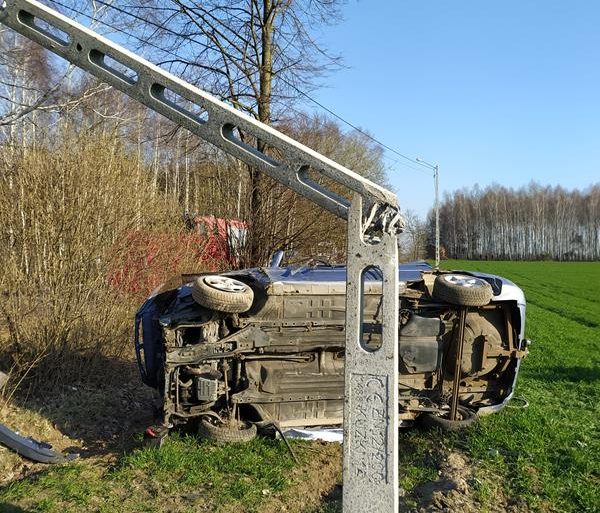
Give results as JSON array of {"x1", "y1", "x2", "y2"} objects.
[
  {"x1": 96, "y1": 0, "x2": 344, "y2": 264},
  {"x1": 401, "y1": 210, "x2": 427, "y2": 261},
  {"x1": 113, "y1": 0, "x2": 342, "y2": 118},
  {"x1": 0, "y1": 31, "x2": 56, "y2": 137}
]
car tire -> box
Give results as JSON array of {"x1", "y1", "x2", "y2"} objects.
[
  {"x1": 421, "y1": 405, "x2": 477, "y2": 431},
  {"x1": 192, "y1": 275, "x2": 254, "y2": 313},
  {"x1": 197, "y1": 417, "x2": 257, "y2": 443},
  {"x1": 432, "y1": 274, "x2": 493, "y2": 307}
]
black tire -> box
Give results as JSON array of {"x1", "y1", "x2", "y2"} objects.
[
  {"x1": 197, "y1": 417, "x2": 257, "y2": 443},
  {"x1": 432, "y1": 274, "x2": 493, "y2": 307},
  {"x1": 192, "y1": 275, "x2": 254, "y2": 313},
  {"x1": 421, "y1": 405, "x2": 477, "y2": 431}
]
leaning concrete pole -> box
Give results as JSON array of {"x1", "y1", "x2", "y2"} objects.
[{"x1": 0, "y1": 2, "x2": 402, "y2": 510}]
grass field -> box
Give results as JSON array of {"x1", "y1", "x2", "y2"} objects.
[
  {"x1": 0, "y1": 261, "x2": 598, "y2": 512},
  {"x1": 447, "y1": 261, "x2": 600, "y2": 513}
]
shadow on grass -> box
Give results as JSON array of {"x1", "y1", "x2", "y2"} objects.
[
  {"x1": 311, "y1": 484, "x2": 341, "y2": 513},
  {"x1": 526, "y1": 364, "x2": 600, "y2": 383},
  {"x1": 7, "y1": 353, "x2": 158, "y2": 459},
  {"x1": 0, "y1": 503, "x2": 33, "y2": 513}
]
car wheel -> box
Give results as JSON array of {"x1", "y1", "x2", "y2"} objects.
[
  {"x1": 421, "y1": 405, "x2": 477, "y2": 431},
  {"x1": 432, "y1": 274, "x2": 493, "y2": 307},
  {"x1": 197, "y1": 417, "x2": 257, "y2": 443},
  {"x1": 192, "y1": 275, "x2": 254, "y2": 313}
]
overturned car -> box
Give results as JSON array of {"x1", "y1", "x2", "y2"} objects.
[{"x1": 135, "y1": 261, "x2": 528, "y2": 440}]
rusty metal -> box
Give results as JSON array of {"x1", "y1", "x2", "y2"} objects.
[
  {"x1": 505, "y1": 306, "x2": 515, "y2": 349},
  {"x1": 450, "y1": 307, "x2": 468, "y2": 421}
]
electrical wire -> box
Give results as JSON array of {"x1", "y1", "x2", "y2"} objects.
[
  {"x1": 49, "y1": 0, "x2": 434, "y2": 175},
  {"x1": 283, "y1": 88, "x2": 431, "y2": 174}
]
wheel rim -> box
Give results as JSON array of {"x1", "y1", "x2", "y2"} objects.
[
  {"x1": 443, "y1": 274, "x2": 484, "y2": 288},
  {"x1": 204, "y1": 275, "x2": 247, "y2": 293}
]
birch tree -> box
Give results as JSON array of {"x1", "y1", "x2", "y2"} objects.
[
  {"x1": 434, "y1": 183, "x2": 600, "y2": 261},
  {"x1": 100, "y1": 0, "x2": 344, "y2": 264}
]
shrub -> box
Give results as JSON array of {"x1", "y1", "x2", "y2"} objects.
[{"x1": 0, "y1": 134, "x2": 191, "y2": 392}]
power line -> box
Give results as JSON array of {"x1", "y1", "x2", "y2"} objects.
[
  {"x1": 283, "y1": 88, "x2": 431, "y2": 173},
  {"x1": 386, "y1": 157, "x2": 431, "y2": 174},
  {"x1": 50, "y1": 0, "x2": 433, "y2": 175}
]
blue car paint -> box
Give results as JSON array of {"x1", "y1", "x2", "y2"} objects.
[{"x1": 135, "y1": 294, "x2": 164, "y2": 387}]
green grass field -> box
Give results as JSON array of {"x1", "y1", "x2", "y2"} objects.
[
  {"x1": 0, "y1": 261, "x2": 598, "y2": 512},
  {"x1": 0, "y1": 436, "x2": 306, "y2": 513},
  {"x1": 446, "y1": 261, "x2": 600, "y2": 512}
]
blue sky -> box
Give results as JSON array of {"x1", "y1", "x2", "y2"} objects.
[{"x1": 306, "y1": 0, "x2": 600, "y2": 218}]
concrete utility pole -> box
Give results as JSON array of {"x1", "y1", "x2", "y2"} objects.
[{"x1": 416, "y1": 158, "x2": 440, "y2": 268}]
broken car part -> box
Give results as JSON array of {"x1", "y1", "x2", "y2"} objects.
[{"x1": 0, "y1": 423, "x2": 79, "y2": 464}]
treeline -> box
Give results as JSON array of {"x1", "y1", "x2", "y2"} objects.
[
  {"x1": 0, "y1": 83, "x2": 385, "y2": 391},
  {"x1": 434, "y1": 183, "x2": 600, "y2": 261}
]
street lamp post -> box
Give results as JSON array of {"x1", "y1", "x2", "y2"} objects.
[{"x1": 416, "y1": 158, "x2": 440, "y2": 269}]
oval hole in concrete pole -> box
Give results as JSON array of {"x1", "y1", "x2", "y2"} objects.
[
  {"x1": 17, "y1": 9, "x2": 70, "y2": 46},
  {"x1": 360, "y1": 266, "x2": 383, "y2": 352}
]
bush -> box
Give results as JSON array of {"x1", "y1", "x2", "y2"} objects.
[{"x1": 0, "y1": 134, "x2": 190, "y2": 393}]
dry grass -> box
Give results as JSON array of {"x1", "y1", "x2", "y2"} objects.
[{"x1": 0, "y1": 131, "x2": 205, "y2": 395}]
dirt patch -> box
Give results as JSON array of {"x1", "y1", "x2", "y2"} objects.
[
  {"x1": 0, "y1": 365, "x2": 157, "y2": 484},
  {"x1": 408, "y1": 451, "x2": 472, "y2": 512},
  {"x1": 302, "y1": 447, "x2": 531, "y2": 513},
  {"x1": 406, "y1": 450, "x2": 528, "y2": 513},
  {"x1": 260, "y1": 441, "x2": 342, "y2": 513}
]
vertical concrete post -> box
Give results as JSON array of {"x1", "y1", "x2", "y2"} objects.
[{"x1": 343, "y1": 195, "x2": 399, "y2": 512}]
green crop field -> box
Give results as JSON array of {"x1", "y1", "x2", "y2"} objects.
[
  {"x1": 443, "y1": 261, "x2": 600, "y2": 512},
  {"x1": 0, "y1": 261, "x2": 598, "y2": 513}
]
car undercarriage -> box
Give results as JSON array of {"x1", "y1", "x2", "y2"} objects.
[{"x1": 136, "y1": 262, "x2": 528, "y2": 437}]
